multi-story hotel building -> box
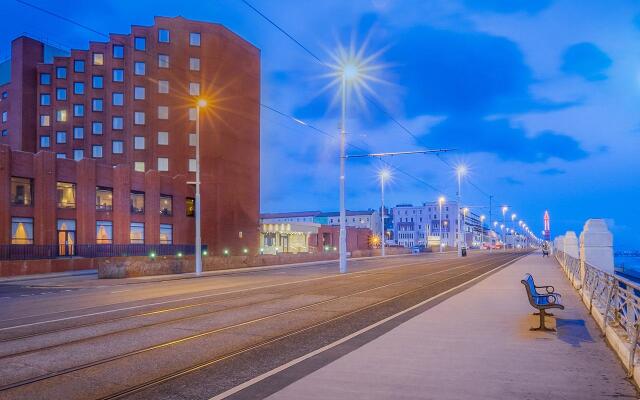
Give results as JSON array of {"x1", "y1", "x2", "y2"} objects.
[{"x1": 0, "y1": 16, "x2": 260, "y2": 256}]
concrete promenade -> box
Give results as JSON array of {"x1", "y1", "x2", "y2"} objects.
[{"x1": 265, "y1": 253, "x2": 638, "y2": 400}]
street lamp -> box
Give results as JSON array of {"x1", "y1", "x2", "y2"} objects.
[
  {"x1": 379, "y1": 169, "x2": 391, "y2": 257},
  {"x1": 438, "y1": 196, "x2": 445, "y2": 253},
  {"x1": 194, "y1": 98, "x2": 207, "y2": 276},
  {"x1": 501, "y1": 206, "x2": 508, "y2": 251},
  {"x1": 480, "y1": 215, "x2": 486, "y2": 249},
  {"x1": 456, "y1": 165, "x2": 467, "y2": 256}
]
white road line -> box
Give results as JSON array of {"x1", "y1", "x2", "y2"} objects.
[{"x1": 208, "y1": 253, "x2": 529, "y2": 400}]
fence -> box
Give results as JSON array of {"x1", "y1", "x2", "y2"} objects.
[
  {"x1": 555, "y1": 249, "x2": 640, "y2": 377},
  {"x1": 0, "y1": 244, "x2": 207, "y2": 261}
]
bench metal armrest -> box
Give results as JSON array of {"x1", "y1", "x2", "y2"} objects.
[
  {"x1": 537, "y1": 293, "x2": 560, "y2": 304},
  {"x1": 535, "y1": 285, "x2": 555, "y2": 294}
]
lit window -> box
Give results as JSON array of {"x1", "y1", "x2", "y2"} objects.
[
  {"x1": 134, "y1": 111, "x2": 145, "y2": 125},
  {"x1": 56, "y1": 109, "x2": 67, "y2": 122},
  {"x1": 130, "y1": 222, "x2": 145, "y2": 244},
  {"x1": 112, "y1": 92, "x2": 124, "y2": 106},
  {"x1": 1, "y1": 111, "x2": 6, "y2": 123},
  {"x1": 96, "y1": 221, "x2": 113, "y2": 244},
  {"x1": 189, "y1": 57, "x2": 200, "y2": 71},
  {"x1": 96, "y1": 187, "x2": 113, "y2": 211},
  {"x1": 189, "y1": 133, "x2": 196, "y2": 146},
  {"x1": 134, "y1": 161, "x2": 145, "y2": 172},
  {"x1": 134, "y1": 62, "x2": 145, "y2": 76},
  {"x1": 11, "y1": 217, "x2": 34, "y2": 244},
  {"x1": 74, "y1": 60, "x2": 85, "y2": 73},
  {"x1": 73, "y1": 149, "x2": 84, "y2": 160},
  {"x1": 57, "y1": 182, "x2": 76, "y2": 208},
  {"x1": 56, "y1": 131, "x2": 66, "y2": 144},
  {"x1": 112, "y1": 140, "x2": 124, "y2": 154},
  {"x1": 112, "y1": 69, "x2": 124, "y2": 82},
  {"x1": 56, "y1": 153, "x2": 66, "y2": 159},
  {"x1": 134, "y1": 86, "x2": 145, "y2": 100},
  {"x1": 158, "y1": 106, "x2": 168, "y2": 120},
  {"x1": 10, "y1": 177, "x2": 33, "y2": 206},
  {"x1": 189, "y1": 82, "x2": 200, "y2": 96},
  {"x1": 56, "y1": 66, "x2": 67, "y2": 79},
  {"x1": 157, "y1": 157, "x2": 169, "y2": 171},
  {"x1": 40, "y1": 73, "x2": 51, "y2": 85},
  {"x1": 73, "y1": 126, "x2": 84, "y2": 139},
  {"x1": 160, "y1": 224, "x2": 173, "y2": 244},
  {"x1": 113, "y1": 44, "x2": 124, "y2": 59},
  {"x1": 134, "y1": 37, "x2": 146, "y2": 51},
  {"x1": 134, "y1": 136, "x2": 145, "y2": 150},
  {"x1": 158, "y1": 131, "x2": 169, "y2": 145},
  {"x1": 158, "y1": 54, "x2": 169, "y2": 68},
  {"x1": 73, "y1": 104, "x2": 84, "y2": 117},
  {"x1": 188, "y1": 158, "x2": 196, "y2": 172},
  {"x1": 92, "y1": 121, "x2": 103, "y2": 135},
  {"x1": 56, "y1": 88, "x2": 67, "y2": 101},
  {"x1": 130, "y1": 192, "x2": 145, "y2": 214},
  {"x1": 93, "y1": 53, "x2": 104, "y2": 66},
  {"x1": 73, "y1": 82, "x2": 84, "y2": 95},
  {"x1": 188, "y1": 108, "x2": 196, "y2": 121},
  {"x1": 158, "y1": 80, "x2": 169, "y2": 93},
  {"x1": 158, "y1": 29, "x2": 170, "y2": 43},
  {"x1": 92, "y1": 145, "x2": 103, "y2": 158},
  {"x1": 186, "y1": 198, "x2": 195, "y2": 217},
  {"x1": 112, "y1": 116, "x2": 124, "y2": 130},
  {"x1": 160, "y1": 195, "x2": 172, "y2": 216},
  {"x1": 92, "y1": 75, "x2": 103, "y2": 89},
  {"x1": 92, "y1": 98, "x2": 103, "y2": 112},
  {"x1": 40, "y1": 93, "x2": 51, "y2": 106},
  {"x1": 190, "y1": 32, "x2": 201, "y2": 46}
]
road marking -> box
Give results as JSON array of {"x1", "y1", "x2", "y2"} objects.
[
  {"x1": 110, "y1": 290, "x2": 130, "y2": 294},
  {"x1": 208, "y1": 253, "x2": 529, "y2": 400}
]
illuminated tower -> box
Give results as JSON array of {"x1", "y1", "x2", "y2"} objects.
[{"x1": 543, "y1": 210, "x2": 550, "y2": 241}]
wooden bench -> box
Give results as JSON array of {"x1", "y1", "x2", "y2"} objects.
[{"x1": 521, "y1": 273, "x2": 564, "y2": 331}]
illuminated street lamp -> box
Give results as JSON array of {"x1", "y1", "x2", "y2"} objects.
[
  {"x1": 456, "y1": 165, "x2": 467, "y2": 256},
  {"x1": 438, "y1": 196, "x2": 445, "y2": 253},
  {"x1": 379, "y1": 169, "x2": 391, "y2": 257},
  {"x1": 501, "y1": 206, "x2": 508, "y2": 251},
  {"x1": 194, "y1": 98, "x2": 207, "y2": 276},
  {"x1": 480, "y1": 215, "x2": 486, "y2": 249}
]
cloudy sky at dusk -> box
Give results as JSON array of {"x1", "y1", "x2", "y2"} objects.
[{"x1": 2, "y1": 0, "x2": 639, "y2": 249}]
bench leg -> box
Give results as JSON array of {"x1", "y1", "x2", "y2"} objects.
[
  {"x1": 530, "y1": 309, "x2": 556, "y2": 332},
  {"x1": 533, "y1": 312, "x2": 554, "y2": 316}
]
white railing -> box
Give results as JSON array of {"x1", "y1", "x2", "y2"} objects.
[{"x1": 555, "y1": 250, "x2": 640, "y2": 376}]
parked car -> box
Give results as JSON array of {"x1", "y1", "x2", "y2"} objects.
[{"x1": 411, "y1": 244, "x2": 427, "y2": 254}]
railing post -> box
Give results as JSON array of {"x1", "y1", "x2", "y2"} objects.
[{"x1": 627, "y1": 322, "x2": 640, "y2": 378}]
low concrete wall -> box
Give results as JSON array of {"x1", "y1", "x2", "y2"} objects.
[{"x1": 0, "y1": 258, "x2": 96, "y2": 277}]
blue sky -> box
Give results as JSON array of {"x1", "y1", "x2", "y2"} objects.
[{"x1": 2, "y1": 0, "x2": 639, "y2": 249}]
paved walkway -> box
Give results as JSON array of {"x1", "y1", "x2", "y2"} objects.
[{"x1": 265, "y1": 253, "x2": 638, "y2": 400}]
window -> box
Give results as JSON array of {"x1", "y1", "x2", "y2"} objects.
[
  {"x1": 40, "y1": 93, "x2": 51, "y2": 106},
  {"x1": 158, "y1": 80, "x2": 169, "y2": 93},
  {"x1": 130, "y1": 223, "x2": 145, "y2": 244},
  {"x1": 73, "y1": 149, "x2": 84, "y2": 160},
  {"x1": 112, "y1": 116, "x2": 124, "y2": 130},
  {"x1": 189, "y1": 57, "x2": 200, "y2": 71},
  {"x1": 112, "y1": 69, "x2": 124, "y2": 82},
  {"x1": 56, "y1": 109, "x2": 67, "y2": 122},
  {"x1": 56, "y1": 131, "x2": 66, "y2": 144},
  {"x1": 92, "y1": 75, "x2": 103, "y2": 89},
  {"x1": 189, "y1": 133, "x2": 196, "y2": 146},
  {"x1": 134, "y1": 161, "x2": 145, "y2": 172},
  {"x1": 158, "y1": 29, "x2": 170, "y2": 43},
  {"x1": 92, "y1": 144, "x2": 103, "y2": 158},
  {"x1": 160, "y1": 195, "x2": 172, "y2": 216},
  {"x1": 56, "y1": 153, "x2": 66, "y2": 159},
  {"x1": 188, "y1": 158, "x2": 196, "y2": 172},
  {"x1": 96, "y1": 221, "x2": 113, "y2": 244},
  {"x1": 189, "y1": 82, "x2": 200, "y2": 96},
  {"x1": 134, "y1": 36, "x2": 146, "y2": 51},
  {"x1": 158, "y1": 106, "x2": 168, "y2": 120},
  {"x1": 112, "y1": 140, "x2": 124, "y2": 154},
  {"x1": 56, "y1": 88, "x2": 67, "y2": 101},
  {"x1": 10, "y1": 177, "x2": 32, "y2": 206},
  {"x1": 186, "y1": 198, "x2": 195, "y2": 217},
  {"x1": 158, "y1": 54, "x2": 169, "y2": 68},
  {"x1": 157, "y1": 157, "x2": 169, "y2": 172},
  {"x1": 93, "y1": 52, "x2": 104, "y2": 66},
  {"x1": 134, "y1": 136, "x2": 145, "y2": 150},
  {"x1": 73, "y1": 126, "x2": 84, "y2": 139},
  {"x1": 188, "y1": 108, "x2": 196, "y2": 121},
  {"x1": 74, "y1": 60, "x2": 85, "y2": 73},
  {"x1": 112, "y1": 92, "x2": 124, "y2": 106},
  {"x1": 92, "y1": 98, "x2": 103, "y2": 112},
  {"x1": 113, "y1": 44, "x2": 124, "y2": 59},
  {"x1": 57, "y1": 182, "x2": 76, "y2": 208},
  {"x1": 96, "y1": 186, "x2": 113, "y2": 211},
  {"x1": 11, "y1": 217, "x2": 34, "y2": 244},
  {"x1": 1, "y1": 111, "x2": 6, "y2": 123},
  {"x1": 130, "y1": 192, "x2": 144, "y2": 214},
  {"x1": 73, "y1": 104, "x2": 84, "y2": 117},
  {"x1": 1, "y1": 129, "x2": 6, "y2": 137},
  {"x1": 134, "y1": 111, "x2": 145, "y2": 125},
  {"x1": 40, "y1": 135, "x2": 50, "y2": 148},
  {"x1": 190, "y1": 32, "x2": 201, "y2": 46},
  {"x1": 92, "y1": 121, "x2": 103, "y2": 135},
  {"x1": 73, "y1": 82, "x2": 84, "y2": 95},
  {"x1": 40, "y1": 73, "x2": 51, "y2": 85},
  {"x1": 134, "y1": 86, "x2": 145, "y2": 100},
  {"x1": 160, "y1": 224, "x2": 173, "y2": 244},
  {"x1": 158, "y1": 131, "x2": 168, "y2": 145},
  {"x1": 134, "y1": 61, "x2": 145, "y2": 76},
  {"x1": 56, "y1": 66, "x2": 67, "y2": 79}
]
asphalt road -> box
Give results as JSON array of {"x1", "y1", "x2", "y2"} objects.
[{"x1": 0, "y1": 251, "x2": 528, "y2": 400}]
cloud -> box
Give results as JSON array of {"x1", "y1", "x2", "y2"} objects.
[
  {"x1": 462, "y1": 0, "x2": 553, "y2": 14},
  {"x1": 539, "y1": 168, "x2": 565, "y2": 176},
  {"x1": 561, "y1": 42, "x2": 612, "y2": 81},
  {"x1": 501, "y1": 176, "x2": 523, "y2": 185}
]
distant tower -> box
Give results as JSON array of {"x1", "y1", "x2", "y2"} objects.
[{"x1": 543, "y1": 210, "x2": 551, "y2": 241}]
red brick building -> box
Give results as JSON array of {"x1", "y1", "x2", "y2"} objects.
[{"x1": 0, "y1": 16, "x2": 260, "y2": 256}]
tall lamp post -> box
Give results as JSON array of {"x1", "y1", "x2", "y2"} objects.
[
  {"x1": 456, "y1": 165, "x2": 466, "y2": 256},
  {"x1": 511, "y1": 213, "x2": 517, "y2": 249},
  {"x1": 501, "y1": 206, "x2": 508, "y2": 251},
  {"x1": 438, "y1": 196, "x2": 445, "y2": 253},
  {"x1": 194, "y1": 98, "x2": 207, "y2": 276},
  {"x1": 480, "y1": 214, "x2": 486, "y2": 249},
  {"x1": 379, "y1": 169, "x2": 390, "y2": 257}
]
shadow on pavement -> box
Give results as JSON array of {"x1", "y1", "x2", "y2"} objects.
[{"x1": 556, "y1": 318, "x2": 594, "y2": 347}]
